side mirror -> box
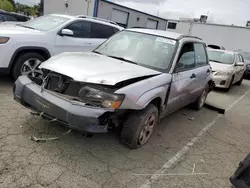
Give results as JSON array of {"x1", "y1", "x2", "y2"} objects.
[
  {"x1": 236, "y1": 62, "x2": 244, "y2": 66},
  {"x1": 60, "y1": 29, "x2": 74, "y2": 36}
]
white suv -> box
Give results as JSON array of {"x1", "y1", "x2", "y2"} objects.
[{"x1": 0, "y1": 14, "x2": 123, "y2": 79}]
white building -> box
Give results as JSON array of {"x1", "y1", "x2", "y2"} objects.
[{"x1": 42, "y1": 0, "x2": 168, "y2": 30}]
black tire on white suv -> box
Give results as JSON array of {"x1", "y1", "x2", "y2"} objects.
[{"x1": 12, "y1": 52, "x2": 46, "y2": 80}]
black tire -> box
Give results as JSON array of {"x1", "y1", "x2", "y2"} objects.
[
  {"x1": 194, "y1": 85, "x2": 209, "y2": 111},
  {"x1": 12, "y1": 52, "x2": 46, "y2": 80},
  {"x1": 236, "y1": 75, "x2": 243, "y2": 85},
  {"x1": 226, "y1": 75, "x2": 234, "y2": 92},
  {"x1": 120, "y1": 104, "x2": 158, "y2": 149}
]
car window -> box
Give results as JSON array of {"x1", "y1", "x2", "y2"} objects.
[
  {"x1": 235, "y1": 54, "x2": 240, "y2": 62},
  {"x1": 65, "y1": 21, "x2": 91, "y2": 38},
  {"x1": 5, "y1": 14, "x2": 17, "y2": 21},
  {"x1": 94, "y1": 30, "x2": 176, "y2": 71},
  {"x1": 113, "y1": 27, "x2": 120, "y2": 34},
  {"x1": 207, "y1": 50, "x2": 234, "y2": 64},
  {"x1": 194, "y1": 43, "x2": 207, "y2": 66},
  {"x1": 176, "y1": 43, "x2": 195, "y2": 72},
  {"x1": 91, "y1": 23, "x2": 115, "y2": 38},
  {"x1": 240, "y1": 55, "x2": 244, "y2": 62},
  {"x1": 0, "y1": 14, "x2": 5, "y2": 21}
]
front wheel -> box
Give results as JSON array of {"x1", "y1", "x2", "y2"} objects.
[
  {"x1": 194, "y1": 85, "x2": 209, "y2": 111},
  {"x1": 120, "y1": 104, "x2": 158, "y2": 149},
  {"x1": 12, "y1": 52, "x2": 46, "y2": 80}
]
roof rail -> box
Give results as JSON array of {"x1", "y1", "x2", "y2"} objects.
[
  {"x1": 76, "y1": 15, "x2": 118, "y2": 26},
  {"x1": 177, "y1": 35, "x2": 203, "y2": 41}
]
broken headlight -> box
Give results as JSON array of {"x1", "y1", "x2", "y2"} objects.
[{"x1": 79, "y1": 86, "x2": 125, "y2": 109}]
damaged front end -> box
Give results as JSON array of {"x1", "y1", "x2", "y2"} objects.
[{"x1": 13, "y1": 70, "x2": 158, "y2": 133}]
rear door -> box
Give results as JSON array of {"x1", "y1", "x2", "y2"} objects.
[
  {"x1": 164, "y1": 42, "x2": 197, "y2": 114},
  {"x1": 191, "y1": 43, "x2": 211, "y2": 101}
]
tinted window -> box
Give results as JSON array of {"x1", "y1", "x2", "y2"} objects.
[
  {"x1": 65, "y1": 21, "x2": 91, "y2": 38},
  {"x1": 176, "y1": 43, "x2": 195, "y2": 71},
  {"x1": 167, "y1": 22, "x2": 177, "y2": 29},
  {"x1": 91, "y1": 23, "x2": 115, "y2": 38},
  {"x1": 5, "y1": 14, "x2": 17, "y2": 21},
  {"x1": 113, "y1": 27, "x2": 120, "y2": 34},
  {"x1": 194, "y1": 43, "x2": 207, "y2": 66},
  {"x1": 0, "y1": 14, "x2": 5, "y2": 21},
  {"x1": 239, "y1": 54, "x2": 244, "y2": 62}
]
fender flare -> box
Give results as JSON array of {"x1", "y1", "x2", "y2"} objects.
[{"x1": 8, "y1": 46, "x2": 51, "y2": 72}]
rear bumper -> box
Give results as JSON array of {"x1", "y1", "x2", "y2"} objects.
[{"x1": 13, "y1": 76, "x2": 114, "y2": 133}]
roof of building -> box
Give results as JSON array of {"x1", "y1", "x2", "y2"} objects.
[
  {"x1": 126, "y1": 28, "x2": 202, "y2": 40},
  {"x1": 101, "y1": 0, "x2": 168, "y2": 22}
]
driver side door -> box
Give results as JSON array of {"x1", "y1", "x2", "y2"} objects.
[{"x1": 163, "y1": 42, "x2": 197, "y2": 115}]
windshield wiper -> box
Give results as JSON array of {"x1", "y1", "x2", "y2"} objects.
[
  {"x1": 107, "y1": 55, "x2": 138, "y2": 65},
  {"x1": 16, "y1": 24, "x2": 35, "y2": 30},
  {"x1": 210, "y1": 59, "x2": 223, "y2": 63}
]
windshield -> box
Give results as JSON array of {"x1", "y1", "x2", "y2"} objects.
[
  {"x1": 94, "y1": 30, "x2": 176, "y2": 71},
  {"x1": 20, "y1": 15, "x2": 70, "y2": 31},
  {"x1": 208, "y1": 50, "x2": 234, "y2": 64},
  {"x1": 241, "y1": 52, "x2": 250, "y2": 61}
]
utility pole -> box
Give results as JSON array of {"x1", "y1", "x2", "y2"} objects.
[{"x1": 86, "y1": 0, "x2": 91, "y2": 16}]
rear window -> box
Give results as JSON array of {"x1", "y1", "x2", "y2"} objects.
[{"x1": 91, "y1": 23, "x2": 116, "y2": 38}]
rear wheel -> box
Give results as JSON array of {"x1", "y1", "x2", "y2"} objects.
[
  {"x1": 120, "y1": 104, "x2": 158, "y2": 149},
  {"x1": 12, "y1": 52, "x2": 46, "y2": 80}
]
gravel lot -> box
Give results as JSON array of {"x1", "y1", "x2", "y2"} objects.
[{"x1": 0, "y1": 76, "x2": 250, "y2": 188}]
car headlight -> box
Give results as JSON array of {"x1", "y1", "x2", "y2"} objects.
[
  {"x1": 0, "y1": 37, "x2": 10, "y2": 44},
  {"x1": 214, "y1": 71, "x2": 233, "y2": 76},
  {"x1": 79, "y1": 86, "x2": 125, "y2": 109}
]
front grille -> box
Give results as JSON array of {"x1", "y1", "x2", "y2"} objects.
[{"x1": 45, "y1": 73, "x2": 84, "y2": 98}]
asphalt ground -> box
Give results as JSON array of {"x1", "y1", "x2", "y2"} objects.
[{"x1": 0, "y1": 76, "x2": 249, "y2": 188}]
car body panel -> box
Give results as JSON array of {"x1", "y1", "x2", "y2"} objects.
[
  {"x1": 39, "y1": 52, "x2": 161, "y2": 85},
  {"x1": 0, "y1": 14, "x2": 123, "y2": 69}
]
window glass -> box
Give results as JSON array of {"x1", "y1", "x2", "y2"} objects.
[
  {"x1": 113, "y1": 27, "x2": 120, "y2": 34},
  {"x1": 194, "y1": 43, "x2": 207, "y2": 66},
  {"x1": 65, "y1": 21, "x2": 91, "y2": 38},
  {"x1": 94, "y1": 30, "x2": 176, "y2": 71},
  {"x1": 176, "y1": 43, "x2": 195, "y2": 71},
  {"x1": 167, "y1": 22, "x2": 177, "y2": 29},
  {"x1": 207, "y1": 50, "x2": 234, "y2": 64},
  {"x1": 91, "y1": 23, "x2": 114, "y2": 38},
  {"x1": 235, "y1": 54, "x2": 240, "y2": 62},
  {"x1": 239, "y1": 55, "x2": 244, "y2": 62},
  {"x1": 5, "y1": 14, "x2": 17, "y2": 21},
  {"x1": 21, "y1": 15, "x2": 70, "y2": 31},
  {"x1": 0, "y1": 14, "x2": 5, "y2": 21}
]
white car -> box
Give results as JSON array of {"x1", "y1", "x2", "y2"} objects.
[
  {"x1": 208, "y1": 49, "x2": 245, "y2": 91},
  {"x1": 0, "y1": 14, "x2": 123, "y2": 79}
]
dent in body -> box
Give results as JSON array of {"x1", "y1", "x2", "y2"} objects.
[{"x1": 115, "y1": 74, "x2": 172, "y2": 110}]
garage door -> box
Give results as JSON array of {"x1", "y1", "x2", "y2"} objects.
[
  {"x1": 147, "y1": 19, "x2": 158, "y2": 29},
  {"x1": 111, "y1": 9, "x2": 129, "y2": 27}
]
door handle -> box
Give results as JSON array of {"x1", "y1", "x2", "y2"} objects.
[
  {"x1": 84, "y1": 42, "x2": 92, "y2": 45},
  {"x1": 206, "y1": 69, "x2": 211, "y2": 73},
  {"x1": 190, "y1": 73, "x2": 197, "y2": 79}
]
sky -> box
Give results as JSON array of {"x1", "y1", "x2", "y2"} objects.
[
  {"x1": 112, "y1": 0, "x2": 250, "y2": 26},
  {"x1": 14, "y1": 0, "x2": 250, "y2": 26}
]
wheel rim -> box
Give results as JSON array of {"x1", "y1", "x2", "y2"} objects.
[
  {"x1": 21, "y1": 58, "x2": 43, "y2": 79},
  {"x1": 199, "y1": 90, "x2": 207, "y2": 108},
  {"x1": 138, "y1": 113, "x2": 156, "y2": 145}
]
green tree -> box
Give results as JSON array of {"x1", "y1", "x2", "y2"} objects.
[{"x1": 0, "y1": 0, "x2": 14, "y2": 12}]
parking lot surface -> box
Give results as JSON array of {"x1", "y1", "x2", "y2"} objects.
[{"x1": 0, "y1": 76, "x2": 250, "y2": 188}]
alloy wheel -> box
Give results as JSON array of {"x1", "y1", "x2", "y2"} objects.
[{"x1": 21, "y1": 58, "x2": 43, "y2": 79}]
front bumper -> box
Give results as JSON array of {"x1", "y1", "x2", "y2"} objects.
[
  {"x1": 13, "y1": 76, "x2": 114, "y2": 133},
  {"x1": 212, "y1": 74, "x2": 232, "y2": 88}
]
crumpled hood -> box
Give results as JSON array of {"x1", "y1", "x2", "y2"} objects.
[
  {"x1": 39, "y1": 52, "x2": 161, "y2": 85},
  {"x1": 209, "y1": 61, "x2": 233, "y2": 72}
]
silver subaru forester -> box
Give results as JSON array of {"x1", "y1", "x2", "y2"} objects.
[{"x1": 13, "y1": 28, "x2": 214, "y2": 149}]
